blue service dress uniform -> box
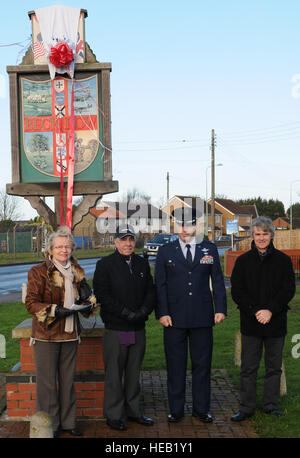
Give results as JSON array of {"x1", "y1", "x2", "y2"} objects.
[{"x1": 155, "y1": 239, "x2": 227, "y2": 416}]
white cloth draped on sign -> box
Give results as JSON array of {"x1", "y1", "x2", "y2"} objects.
[{"x1": 35, "y1": 5, "x2": 80, "y2": 79}]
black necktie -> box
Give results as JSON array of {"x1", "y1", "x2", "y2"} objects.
[{"x1": 186, "y1": 244, "x2": 193, "y2": 265}]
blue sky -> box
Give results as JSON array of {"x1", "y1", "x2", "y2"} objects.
[{"x1": 1, "y1": 0, "x2": 300, "y2": 218}]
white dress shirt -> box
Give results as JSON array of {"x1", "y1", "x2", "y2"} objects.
[{"x1": 179, "y1": 237, "x2": 196, "y2": 261}]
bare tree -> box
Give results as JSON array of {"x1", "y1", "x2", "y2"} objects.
[
  {"x1": 121, "y1": 187, "x2": 151, "y2": 204},
  {"x1": 0, "y1": 190, "x2": 22, "y2": 221},
  {"x1": 154, "y1": 195, "x2": 166, "y2": 208}
]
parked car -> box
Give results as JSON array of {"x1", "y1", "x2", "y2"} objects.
[
  {"x1": 215, "y1": 235, "x2": 232, "y2": 242},
  {"x1": 215, "y1": 234, "x2": 243, "y2": 245},
  {"x1": 143, "y1": 233, "x2": 179, "y2": 258}
]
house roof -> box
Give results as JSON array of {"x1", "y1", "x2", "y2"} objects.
[
  {"x1": 240, "y1": 204, "x2": 259, "y2": 218},
  {"x1": 273, "y1": 216, "x2": 300, "y2": 229},
  {"x1": 170, "y1": 195, "x2": 221, "y2": 214},
  {"x1": 214, "y1": 198, "x2": 256, "y2": 216},
  {"x1": 96, "y1": 201, "x2": 165, "y2": 219},
  {"x1": 90, "y1": 207, "x2": 126, "y2": 219}
]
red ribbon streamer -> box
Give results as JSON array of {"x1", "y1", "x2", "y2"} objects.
[
  {"x1": 54, "y1": 106, "x2": 65, "y2": 227},
  {"x1": 60, "y1": 149, "x2": 64, "y2": 226},
  {"x1": 66, "y1": 80, "x2": 75, "y2": 230}
]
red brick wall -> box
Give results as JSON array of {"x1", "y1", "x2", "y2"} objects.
[
  {"x1": 19, "y1": 337, "x2": 104, "y2": 372},
  {"x1": 6, "y1": 383, "x2": 36, "y2": 418},
  {"x1": 75, "y1": 381, "x2": 104, "y2": 418},
  {"x1": 76, "y1": 337, "x2": 104, "y2": 371},
  {"x1": 225, "y1": 249, "x2": 300, "y2": 276},
  {"x1": 5, "y1": 336, "x2": 105, "y2": 419}
]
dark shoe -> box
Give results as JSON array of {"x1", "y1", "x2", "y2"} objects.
[
  {"x1": 62, "y1": 428, "x2": 82, "y2": 436},
  {"x1": 167, "y1": 413, "x2": 184, "y2": 423},
  {"x1": 231, "y1": 411, "x2": 253, "y2": 422},
  {"x1": 192, "y1": 411, "x2": 213, "y2": 423},
  {"x1": 128, "y1": 415, "x2": 154, "y2": 426},
  {"x1": 53, "y1": 430, "x2": 60, "y2": 438},
  {"x1": 106, "y1": 419, "x2": 126, "y2": 431},
  {"x1": 263, "y1": 409, "x2": 283, "y2": 417}
]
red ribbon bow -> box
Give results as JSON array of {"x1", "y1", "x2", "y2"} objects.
[{"x1": 49, "y1": 42, "x2": 74, "y2": 68}]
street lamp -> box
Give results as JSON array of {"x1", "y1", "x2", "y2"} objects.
[
  {"x1": 205, "y1": 163, "x2": 223, "y2": 236},
  {"x1": 289, "y1": 179, "x2": 300, "y2": 247}
]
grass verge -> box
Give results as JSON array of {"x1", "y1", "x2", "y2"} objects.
[{"x1": 0, "y1": 287, "x2": 299, "y2": 437}]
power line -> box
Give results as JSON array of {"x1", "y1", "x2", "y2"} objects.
[
  {"x1": 218, "y1": 121, "x2": 300, "y2": 137},
  {"x1": 114, "y1": 121, "x2": 300, "y2": 150},
  {"x1": 217, "y1": 132, "x2": 300, "y2": 146},
  {"x1": 113, "y1": 143, "x2": 211, "y2": 152}
]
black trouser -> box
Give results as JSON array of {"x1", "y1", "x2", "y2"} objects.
[
  {"x1": 164, "y1": 326, "x2": 213, "y2": 416},
  {"x1": 240, "y1": 334, "x2": 285, "y2": 414},
  {"x1": 102, "y1": 328, "x2": 146, "y2": 422}
]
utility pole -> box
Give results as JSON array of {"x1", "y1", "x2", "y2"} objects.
[
  {"x1": 167, "y1": 171, "x2": 170, "y2": 203},
  {"x1": 289, "y1": 179, "x2": 300, "y2": 248},
  {"x1": 166, "y1": 171, "x2": 170, "y2": 232},
  {"x1": 211, "y1": 129, "x2": 215, "y2": 241}
]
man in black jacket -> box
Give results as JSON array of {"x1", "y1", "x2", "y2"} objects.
[
  {"x1": 230, "y1": 216, "x2": 295, "y2": 421},
  {"x1": 93, "y1": 224, "x2": 155, "y2": 431}
]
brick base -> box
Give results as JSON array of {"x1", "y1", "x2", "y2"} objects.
[
  {"x1": 5, "y1": 332, "x2": 105, "y2": 420},
  {"x1": 5, "y1": 372, "x2": 105, "y2": 419},
  {"x1": 19, "y1": 337, "x2": 104, "y2": 372}
]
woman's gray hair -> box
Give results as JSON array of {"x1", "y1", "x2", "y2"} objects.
[
  {"x1": 44, "y1": 226, "x2": 76, "y2": 258},
  {"x1": 250, "y1": 216, "x2": 275, "y2": 238}
]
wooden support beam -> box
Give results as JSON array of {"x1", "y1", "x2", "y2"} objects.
[{"x1": 6, "y1": 180, "x2": 118, "y2": 197}]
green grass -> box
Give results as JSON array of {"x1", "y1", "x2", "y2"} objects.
[
  {"x1": 0, "y1": 249, "x2": 114, "y2": 265},
  {"x1": 1, "y1": 285, "x2": 300, "y2": 437},
  {"x1": 0, "y1": 248, "x2": 144, "y2": 265},
  {"x1": 0, "y1": 302, "x2": 31, "y2": 372},
  {"x1": 143, "y1": 287, "x2": 300, "y2": 438}
]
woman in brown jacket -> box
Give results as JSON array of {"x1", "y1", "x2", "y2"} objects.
[{"x1": 25, "y1": 226, "x2": 96, "y2": 437}]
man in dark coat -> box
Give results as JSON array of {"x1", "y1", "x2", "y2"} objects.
[
  {"x1": 93, "y1": 224, "x2": 155, "y2": 431},
  {"x1": 155, "y1": 207, "x2": 227, "y2": 423},
  {"x1": 231, "y1": 216, "x2": 295, "y2": 421}
]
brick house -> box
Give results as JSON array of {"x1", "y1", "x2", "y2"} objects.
[
  {"x1": 273, "y1": 216, "x2": 300, "y2": 230},
  {"x1": 161, "y1": 195, "x2": 222, "y2": 238},
  {"x1": 74, "y1": 200, "x2": 167, "y2": 247},
  {"x1": 208, "y1": 198, "x2": 258, "y2": 238}
]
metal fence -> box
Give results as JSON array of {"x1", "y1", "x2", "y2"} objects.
[{"x1": 289, "y1": 255, "x2": 300, "y2": 279}]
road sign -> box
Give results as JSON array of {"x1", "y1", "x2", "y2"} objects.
[{"x1": 226, "y1": 220, "x2": 238, "y2": 235}]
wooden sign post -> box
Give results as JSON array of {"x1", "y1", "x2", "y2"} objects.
[{"x1": 6, "y1": 9, "x2": 118, "y2": 230}]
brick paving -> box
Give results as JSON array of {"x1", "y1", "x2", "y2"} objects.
[{"x1": 0, "y1": 369, "x2": 258, "y2": 439}]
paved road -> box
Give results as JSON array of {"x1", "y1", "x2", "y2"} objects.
[
  {"x1": 0, "y1": 248, "x2": 228, "y2": 301},
  {"x1": 0, "y1": 258, "x2": 100, "y2": 299}
]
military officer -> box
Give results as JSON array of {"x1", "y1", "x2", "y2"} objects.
[{"x1": 155, "y1": 206, "x2": 227, "y2": 423}]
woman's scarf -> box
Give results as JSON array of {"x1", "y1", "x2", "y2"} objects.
[{"x1": 52, "y1": 258, "x2": 75, "y2": 333}]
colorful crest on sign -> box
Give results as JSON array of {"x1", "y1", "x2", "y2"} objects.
[{"x1": 21, "y1": 75, "x2": 101, "y2": 179}]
